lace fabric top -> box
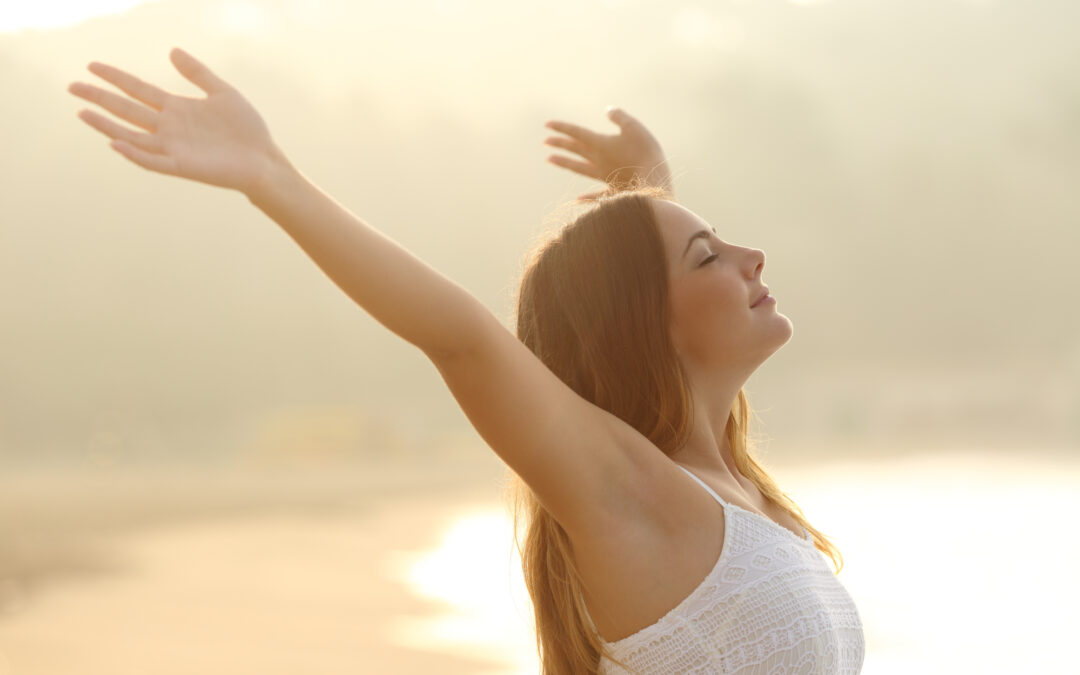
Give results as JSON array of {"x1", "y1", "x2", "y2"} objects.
[{"x1": 585, "y1": 465, "x2": 865, "y2": 674}]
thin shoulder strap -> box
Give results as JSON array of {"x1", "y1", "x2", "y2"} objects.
[{"x1": 676, "y1": 465, "x2": 728, "y2": 507}]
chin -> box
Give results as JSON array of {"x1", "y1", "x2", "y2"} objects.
[
  {"x1": 765, "y1": 317, "x2": 795, "y2": 352},
  {"x1": 781, "y1": 314, "x2": 794, "y2": 337},
  {"x1": 778, "y1": 321, "x2": 795, "y2": 347}
]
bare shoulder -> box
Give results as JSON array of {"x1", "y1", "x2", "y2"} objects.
[
  {"x1": 566, "y1": 444, "x2": 730, "y2": 642},
  {"x1": 577, "y1": 421, "x2": 711, "y2": 540}
]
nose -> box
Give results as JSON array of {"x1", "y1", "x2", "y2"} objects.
[{"x1": 747, "y1": 247, "x2": 765, "y2": 279}]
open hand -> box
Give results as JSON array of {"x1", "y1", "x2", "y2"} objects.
[
  {"x1": 543, "y1": 107, "x2": 673, "y2": 202},
  {"x1": 68, "y1": 48, "x2": 286, "y2": 197}
]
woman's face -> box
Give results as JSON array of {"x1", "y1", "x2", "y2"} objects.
[{"x1": 652, "y1": 199, "x2": 793, "y2": 372}]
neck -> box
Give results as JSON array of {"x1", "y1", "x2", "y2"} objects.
[{"x1": 669, "y1": 372, "x2": 747, "y2": 486}]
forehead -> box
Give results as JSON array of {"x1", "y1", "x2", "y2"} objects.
[{"x1": 651, "y1": 199, "x2": 714, "y2": 259}]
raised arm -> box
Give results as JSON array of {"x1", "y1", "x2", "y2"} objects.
[
  {"x1": 69, "y1": 50, "x2": 672, "y2": 537},
  {"x1": 68, "y1": 48, "x2": 487, "y2": 362},
  {"x1": 243, "y1": 157, "x2": 493, "y2": 362}
]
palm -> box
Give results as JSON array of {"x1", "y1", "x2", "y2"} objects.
[
  {"x1": 68, "y1": 48, "x2": 281, "y2": 196},
  {"x1": 156, "y1": 88, "x2": 275, "y2": 190}
]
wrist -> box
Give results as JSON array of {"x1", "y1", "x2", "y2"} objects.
[
  {"x1": 609, "y1": 158, "x2": 674, "y2": 197},
  {"x1": 245, "y1": 146, "x2": 299, "y2": 207},
  {"x1": 648, "y1": 158, "x2": 674, "y2": 196}
]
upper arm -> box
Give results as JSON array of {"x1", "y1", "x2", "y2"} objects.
[{"x1": 429, "y1": 311, "x2": 665, "y2": 538}]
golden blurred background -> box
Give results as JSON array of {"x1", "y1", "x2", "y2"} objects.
[{"x1": 1, "y1": 1, "x2": 1078, "y2": 673}]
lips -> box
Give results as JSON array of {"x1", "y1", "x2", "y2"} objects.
[{"x1": 751, "y1": 288, "x2": 770, "y2": 308}]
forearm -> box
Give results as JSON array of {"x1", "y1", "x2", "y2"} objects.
[{"x1": 246, "y1": 156, "x2": 492, "y2": 361}]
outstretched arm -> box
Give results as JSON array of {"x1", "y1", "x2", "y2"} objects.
[
  {"x1": 543, "y1": 106, "x2": 674, "y2": 202},
  {"x1": 68, "y1": 48, "x2": 490, "y2": 362},
  {"x1": 69, "y1": 51, "x2": 675, "y2": 537},
  {"x1": 248, "y1": 158, "x2": 494, "y2": 362}
]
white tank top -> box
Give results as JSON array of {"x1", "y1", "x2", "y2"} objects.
[{"x1": 585, "y1": 464, "x2": 866, "y2": 674}]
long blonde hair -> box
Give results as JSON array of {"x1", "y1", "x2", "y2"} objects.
[{"x1": 507, "y1": 188, "x2": 844, "y2": 674}]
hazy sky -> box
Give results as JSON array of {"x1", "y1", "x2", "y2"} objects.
[{"x1": 2, "y1": 0, "x2": 1078, "y2": 467}]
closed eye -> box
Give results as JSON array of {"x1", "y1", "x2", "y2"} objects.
[{"x1": 699, "y1": 254, "x2": 718, "y2": 267}]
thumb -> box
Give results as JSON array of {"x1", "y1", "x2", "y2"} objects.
[
  {"x1": 170, "y1": 47, "x2": 230, "y2": 95},
  {"x1": 605, "y1": 106, "x2": 636, "y2": 129}
]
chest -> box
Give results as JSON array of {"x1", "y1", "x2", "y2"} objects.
[{"x1": 573, "y1": 484, "x2": 804, "y2": 643}]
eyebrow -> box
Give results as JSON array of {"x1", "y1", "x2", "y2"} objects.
[{"x1": 682, "y1": 228, "x2": 717, "y2": 260}]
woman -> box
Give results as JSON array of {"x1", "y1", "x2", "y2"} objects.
[{"x1": 68, "y1": 48, "x2": 865, "y2": 674}]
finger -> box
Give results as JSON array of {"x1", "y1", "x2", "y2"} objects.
[
  {"x1": 542, "y1": 135, "x2": 597, "y2": 162},
  {"x1": 546, "y1": 154, "x2": 603, "y2": 181},
  {"x1": 76, "y1": 108, "x2": 163, "y2": 154},
  {"x1": 169, "y1": 47, "x2": 230, "y2": 95},
  {"x1": 605, "y1": 106, "x2": 643, "y2": 132},
  {"x1": 109, "y1": 139, "x2": 178, "y2": 176},
  {"x1": 68, "y1": 81, "x2": 158, "y2": 132},
  {"x1": 543, "y1": 119, "x2": 605, "y2": 147},
  {"x1": 86, "y1": 61, "x2": 170, "y2": 111}
]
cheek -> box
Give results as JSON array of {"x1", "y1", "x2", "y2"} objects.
[
  {"x1": 669, "y1": 277, "x2": 744, "y2": 342},
  {"x1": 674, "y1": 276, "x2": 742, "y2": 316}
]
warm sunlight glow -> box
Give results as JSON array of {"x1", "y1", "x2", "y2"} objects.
[
  {"x1": 209, "y1": 0, "x2": 277, "y2": 36},
  {"x1": 672, "y1": 8, "x2": 746, "y2": 50},
  {"x1": 383, "y1": 457, "x2": 1080, "y2": 674},
  {"x1": 385, "y1": 507, "x2": 538, "y2": 675},
  {"x1": 0, "y1": 0, "x2": 162, "y2": 33}
]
